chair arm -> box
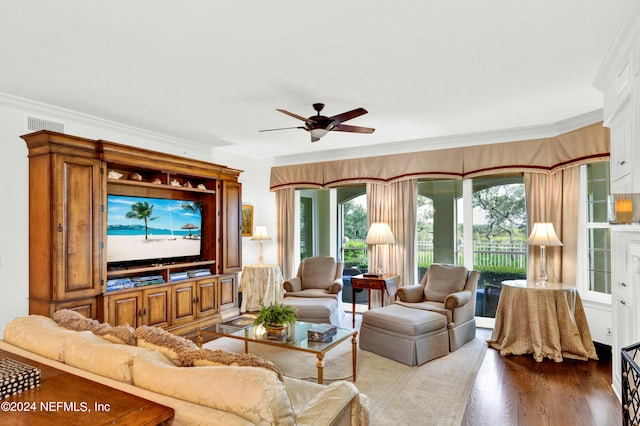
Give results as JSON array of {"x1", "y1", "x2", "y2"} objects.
[
  {"x1": 328, "y1": 278, "x2": 344, "y2": 294},
  {"x1": 444, "y1": 290, "x2": 472, "y2": 310},
  {"x1": 294, "y1": 381, "x2": 360, "y2": 426},
  {"x1": 283, "y1": 277, "x2": 302, "y2": 293},
  {"x1": 396, "y1": 285, "x2": 424, "y2": 303}
]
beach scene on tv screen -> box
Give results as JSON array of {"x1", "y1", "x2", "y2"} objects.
[{"x1": 107, "y1": 195, "x2": 202, "y2": 263}]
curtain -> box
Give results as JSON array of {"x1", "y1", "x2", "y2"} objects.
[
  {"x1": 524, "y1": 167, "x2": 579, "y2": 284},
  {"x1": 366, "y1": 180, "x2": 417, "y2": 307},
  {"x1": 271, "y1": 122, "x2": 608, "y2": 189},
  {"x1": 275, "y1": 188, "x2": 295, "y2": 280}
]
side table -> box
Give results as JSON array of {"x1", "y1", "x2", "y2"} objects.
[
  {"x1": 239, "y1": 264, "x2": 284, "y2": 313},
  {"x1": 350, "y1": 273, "x2": 399, "y2": 327},
  {"x1": 487, "y1": 279, "x2": 598, "y2": 362}
]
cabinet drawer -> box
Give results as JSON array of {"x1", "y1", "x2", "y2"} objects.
[{"x1": 352, "y1": 279, "x2": 384, "y2": 290}]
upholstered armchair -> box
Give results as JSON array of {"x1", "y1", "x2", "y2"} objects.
[
  {"x1": 282, "y1": 256, "x2": 345, "y2": 325},
  {"x1": 395, "y1": 263, "x2": 480, "y2": 351}
]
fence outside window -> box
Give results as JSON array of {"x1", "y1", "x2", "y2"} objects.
[{"x1": 342, "y1": 241, "x2": 527, "y2": 270}]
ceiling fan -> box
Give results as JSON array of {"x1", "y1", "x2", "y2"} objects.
[{"x1": 259, "y1": 103, "x2": 375, "y2": 142}]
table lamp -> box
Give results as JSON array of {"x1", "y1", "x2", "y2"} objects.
[
  {"x1": 251, "y1": 225, "x2": 271, "y2": 265},
  {"x1": 526, "y1": 222, "x2": 563, "y2": 284},
  {"x1": 365, "y1": 222, "x2": 396, "y2": 276}
]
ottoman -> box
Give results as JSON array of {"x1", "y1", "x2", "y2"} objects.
[
  {"x1": 282, "y1": 296, "x2": 344, "y2": 326},
  {"x1": 359, "y1": 304, "x2": 449, "y2": 366}
]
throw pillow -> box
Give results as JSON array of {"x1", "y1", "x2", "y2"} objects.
[
  {"x1": 180, "y1": 348, "x2": 284, "y2": 381},
  {"x1": 53, "y1": 309, "x2": 110, "y2": 333},
  {"x1": 94, "y1": 324, "x2": 137, "y2": 346},
  {"x1": 134, "y1": 325, "x2": 198, "y2": 366}
]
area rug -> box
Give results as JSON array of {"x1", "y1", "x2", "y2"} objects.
[{"x1": 204, "y1": 315, "x2": 488, "y2": 425}]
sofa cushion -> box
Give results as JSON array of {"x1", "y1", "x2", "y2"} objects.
[
  {"x1": 63, "y1": 331, "x2": 151, "y2": 383},
  {"x1": 424, "y1": 264, "x2": 468, "y2": 302},
  {"x1": 132, "y1": 350, "x2": 295, "y2": 425},
  {"x1": 179, "y1": 348, "x2": 283, "y2": 381},
  {"x1": 134, "y1": 325, "x2": 198, "y2": 366},
  {"x1": 3, "y1": 315, "x2": 77, "y2": 362}
]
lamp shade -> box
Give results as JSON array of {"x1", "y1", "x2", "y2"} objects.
[
  {"x1": 525, "y1": 222, "x2": 563, "y2": 247},
  {"x1": 251, "y1": 225, "x2": 271, "y2": 241},
  {"x1": 365, "y1": 222, "x2": 396, "y2": 245}
]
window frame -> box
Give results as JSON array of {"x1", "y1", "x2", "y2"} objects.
[{"x1": 576, "y1": 163, "x2": 612, "y2": 305}]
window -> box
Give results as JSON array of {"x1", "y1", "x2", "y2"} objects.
[
  {"x1": 338, "y1": 191, "x2": 368, "y2": 271},
  {"x1": 580, "y1": 162, "x2": 612, "y2": 297},
  {"x1": 299, "y1": 191, "x2": 317, "y2": 260},
  {"x1": 471, "y1": 177, "x2": 527, "y2": 318},
  {"x1": 417, "y1": 180, "x2": 463, "y2": 278}
]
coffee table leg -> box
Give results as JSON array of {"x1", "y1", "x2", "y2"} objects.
[
  {"x1": 352, "y1": 332, "x2": 357, "y2": 383},
  {"x1": 316, "y1": 353, "x2": 325, "y2": 384}
]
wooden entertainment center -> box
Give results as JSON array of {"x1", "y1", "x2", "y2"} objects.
[{"x1": 22, "y1": 131, "x2": 243, "y2": 335}]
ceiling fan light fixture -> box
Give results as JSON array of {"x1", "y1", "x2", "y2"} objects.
[{"x1": 309, "y1": 128, "x2": 328, "y2": 139}]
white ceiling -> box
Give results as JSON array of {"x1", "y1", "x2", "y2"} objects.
[{"x1": 0, "y1": 1, "x2": 632, "y2": 162}]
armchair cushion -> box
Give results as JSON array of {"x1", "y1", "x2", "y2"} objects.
[
  {"x1": 424, "y1": 264, "x2": 468, "y2": 302},
  {"x1": 395, "y1": 301, "x2": 453, "y2": 323},
  {"x1": 300, "y1": 256, "x2": 340, "y2": 289}
]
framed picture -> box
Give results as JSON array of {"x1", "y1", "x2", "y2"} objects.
[{"x1": 242, "y1": 205, "x2": 254, "y2": 237}]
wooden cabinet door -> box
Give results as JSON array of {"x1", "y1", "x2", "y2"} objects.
[
  {"x1": 52, "y1": 154, "x2": 103, "y2": 300},
  {"x1": 173, "y1": 282, "x2": 196, "y2": 325},
  {"x1": 221, "y1": 181, "x2": 242, "y2": 273},
  {"x1": 143, "y1": 286, "x2": 171, "y2": 328},
  {"x1": 196, "y1": 278, "x2": 218, "y2": 317},
  {"x1": 219, "y1": 274, "x2": 237, "y2": 309},
  {"x1": 54, "y1": 298, "x2": 98, "y2": 320},
  {"x1": 106, "y1": 292, "x2": 143, "y2": 328}
]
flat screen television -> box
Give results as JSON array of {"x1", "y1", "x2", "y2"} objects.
[{"x1": 106, "y1": 194, "x2": 203, "y2": 265}]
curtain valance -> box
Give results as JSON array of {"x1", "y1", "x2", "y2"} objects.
[{"x1": 270, "y1": 122, "x2": 609, "y2": 190}]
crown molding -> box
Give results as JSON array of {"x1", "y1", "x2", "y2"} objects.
[{"x1": 0, "y1": 92, "x2": 210, "y2": 157}]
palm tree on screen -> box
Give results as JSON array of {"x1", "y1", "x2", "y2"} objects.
[{"x1": 125, "y1": 201, "x2": 158, "y2": 240}]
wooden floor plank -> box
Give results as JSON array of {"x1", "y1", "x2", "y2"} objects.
[{"x1": 462, "y1": 330, "x2": 621, "y2": 425}]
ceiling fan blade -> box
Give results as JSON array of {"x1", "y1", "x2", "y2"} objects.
[
  {"x1": 332, "y1": 124, "x2": 375, "y2": 134},
  {"x1": 329, "y1": 108, "x2": 368, "y2": 125},
  {"x1": 258, "y1": 126, "x2": 305, "y2": 132},
  {"x1": 276, "y1": 109, "x2": 310, "y2": 122}
]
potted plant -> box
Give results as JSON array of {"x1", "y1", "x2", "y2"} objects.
[{"x1": 254, "y1": 303, "x2": 297, "y2": 338}]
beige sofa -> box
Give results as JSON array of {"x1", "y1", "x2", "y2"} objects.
[{"x1": 1, "y1": 314, "x2": 369, "y2": 425}]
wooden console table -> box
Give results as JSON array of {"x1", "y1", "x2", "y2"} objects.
[
  {"x1": 0, "y1": 349, "x2": 174, "y2": 425},
  {"x1": 350, "y1": 274, "x2": 399, "y2": 327}
]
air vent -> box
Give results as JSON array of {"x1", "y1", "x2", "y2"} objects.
[{"x1": 27, "y1": 117, "x2": 64, "y2": 133}]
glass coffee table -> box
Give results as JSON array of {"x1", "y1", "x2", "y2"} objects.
[{"x1": 197, "y1": 321, "x2": 358, "y2": 384}]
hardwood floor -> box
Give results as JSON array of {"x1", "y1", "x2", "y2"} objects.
[{"x1": 462, "y1": 329, "x2": 621, "y2": 425}]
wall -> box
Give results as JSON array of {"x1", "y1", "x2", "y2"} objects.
[
  {"x1": 0, "y1": 95, "x2": 267, "y2": 331},
  {"x1": 210, "y1": 149, "x2": 277, "y2": 267},
  {"x1": 0, "y1": 104, "x2": 30, "y2": 334}
]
